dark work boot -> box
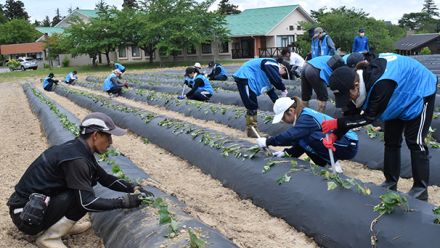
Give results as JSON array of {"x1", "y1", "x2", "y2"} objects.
[
  {"x1": 380, "y1": 147, "x2": 400, "y2": 191},
  {"x1": 407, "y1": 150, "x2": 429, "y2": 201},
  {"x1": 245, "y1": 112, "x2": 258, "y2": 138}
]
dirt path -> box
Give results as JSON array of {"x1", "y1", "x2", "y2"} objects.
[
  {"x1": 37, "y1": 84, "x2": 318, "y2": 247},
  {"x1": 0, "y1": 83, "x2": 103, "y2": 248},
  {"x1": 67, "y1": 83, "x2": 440, "y2": 205}
]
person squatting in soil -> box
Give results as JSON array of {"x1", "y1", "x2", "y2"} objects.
[
  {"x1": 103, "y1": 69, "x2": 128, "y2": 97},
  {"x1": 183, "y1": 66, "x2": 214, "y2": 101},
  {"x1": 207, "y1": 61, "x2": 228, "y2": 81},
  {"x1": 7, "y1": 112, "x2": 154, "y2": 248},
  {"x1": 257, "y1": 97, "x2": 358, "y2": 173},
  {"x1": 322, "y1": 53, "x2": 437, "y2": 201},
  {"x1": 301, "y1": 53, "x2": 365, "y2": 113},
  {"x1": 43, "y1": 73, "x2": 59, "y2": 92},
  {"x1": 280, "y1": 47, "x2": 305, "y2": 80},
  {"x1": 233, "y1": 58, "x2": 289, "y2": 138},
  {"x1": 64, "y1": 71, "x2": 78, "y2": 85}
]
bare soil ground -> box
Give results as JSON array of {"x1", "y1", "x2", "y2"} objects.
[
  {"x1": 0, "y1": 83, "x2": 103, "y2": 248},
  {"x1": 37, "y1": 84, "x2": 318, "y2": 248}
]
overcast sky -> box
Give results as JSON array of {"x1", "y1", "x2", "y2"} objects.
[{"x1": 4, "y1": 0, "x2": 439, "y2": 24}]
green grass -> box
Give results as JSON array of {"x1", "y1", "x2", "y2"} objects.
[{"x1": 0, "y1": 59, "x2": 242, "y2": 83}]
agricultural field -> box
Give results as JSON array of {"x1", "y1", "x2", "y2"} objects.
[{"x1": 1, "y1": 65, "x2": 440, "y2": 248}]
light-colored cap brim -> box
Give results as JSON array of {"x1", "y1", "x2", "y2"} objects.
[
  {"x1": 104, "y1": 127, "x2": 127, "y2": 136},
  {"x1": 272, "y1": 112, "x2": 284, "y2": 124}
]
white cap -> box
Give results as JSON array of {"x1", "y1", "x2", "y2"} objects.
[
  {"x1": 272, "y1": 97, "x2": 295, "y2": 124},
  {"x1": 194, "y1": 62, "x2": 201, "y2": 68}
]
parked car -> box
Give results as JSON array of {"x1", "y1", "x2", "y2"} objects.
[{"x1": 17, "y1": 57, "x2": 38, "y2": 71}]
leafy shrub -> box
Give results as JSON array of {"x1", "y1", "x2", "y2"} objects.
[
  {"x1": 6, "y1": 59, "x2": 20, "y2": 70},
  {"x1": 62, "y1": 57, "x2": 70, "y2": 67},
  {"x1": 420, "y1": 47, "x2": 431, "y2": 55},
  {"x1": 43, "y1": 63, "x2": 51, "y2": 69}
]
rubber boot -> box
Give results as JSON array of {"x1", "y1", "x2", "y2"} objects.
[
  {"x1": 36, "y1": 217, "x2": 75, "y2": 248},
  {"x1": 245, "y1": 112, "x2": 258, "y2": 138},
  {"x1": 407, "y1": 150, "x2": 429, "y2": 201},
  {"x1": 379, "y1": 147, "x2": 400, "y2": 191},
  {"x1": 67, "y1": 221, "x2": 91, "y2": 235},
  {"x1": 317, "y1": 100, "x2": 326, "y2": 113}
]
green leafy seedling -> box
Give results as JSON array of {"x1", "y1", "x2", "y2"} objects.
[
  {"x1": 188, "y1": 229, "x2": 206, "y2": 248},
  {"x1": 433, "y1": 206, "x2": 440, "y2": 224}
]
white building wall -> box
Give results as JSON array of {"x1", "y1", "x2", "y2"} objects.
[{"x1": 267, "y1": 9, "x2": 309, "y2": 47}]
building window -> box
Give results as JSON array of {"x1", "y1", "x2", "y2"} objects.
[
  {"x1": 118, "y1": 46, "x2": 127, "y2": 58},
  {"x1": 281, "y1": 37, "x2": 289, "y2": 47},
  {"x1": 131, "y1": 46, "x2": 141, "y2": 57},
  {"x1": 187, "y1": 44, "x2": 197, "y2": 55},
  {"x1": 219, "y1": 41, "x2": 229, "y2": 53},
  {"x1": 279, "y1": 35, "x2": 295, "y2": 47},
  {"x1": 289, "y1": 25, "x2": 294, "y2": 31},
  {"x1": 297, "y1": 25, "x2": 302, "y2": 31},
  {"x1": 201, "y1": 42, "x2": 212, "y2": 54}
]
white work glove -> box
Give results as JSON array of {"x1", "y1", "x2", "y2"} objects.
[
  {"x1": 273, "y1": 151, "x2": 286, "y2": 158},
  {"x1": 281, "y1": 89, "x2": 288, "y2": 97},
  {"x1": 256, "y1": 137, "x2": 267, "y2": 148}
]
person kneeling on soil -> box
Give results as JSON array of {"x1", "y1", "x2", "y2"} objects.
[
  {"x1": 207, "y1": 61, "x2": 228, "y2": 81},
  {"x1": 64, "y1": 71, "x2": 78, "y2": 85},
  {"x1": 7, "y1": 112, "x2": 154, "y2": 248},
  {"x1": 43, "y1": 73, "x2": 59, "y2": 92},
  {"x1": 183, "y1": 66, "x2": 214, "y2": 101},
  {"x1": 103, "y1": 69, "x2": 128, "y2": 97},
  {"x1": 256, "y1": 97, "x2": 358, "y2": 173},
  {"x1": 233, "y1": 58, "x2": 289, "y2": 137}
]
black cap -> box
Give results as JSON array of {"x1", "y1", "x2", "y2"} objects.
[
  {"x1": 208, "y1": 61, "x2": 215, "y2": 67},
  {"x1": 48, "y1": 73, "x2": 54, "y2": 78},
  {"x1": 346, "y1": 53, "x2": 365, "y2": 68},
  {"x1": 359, "y1": 28, "x2": 365, "y2": 33},
  {"x1": 329, "y1": 66, "x2": 357, "y2": 108},
  {"x1": 184, "y1": 66, "x2": 196, "y2": 77}
]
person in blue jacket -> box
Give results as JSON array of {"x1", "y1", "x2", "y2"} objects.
[
  {"x1": 64, "y1": 71, "x2": 78, "y2": 85},
  {"x1": 233, "y1": 58, "x2": 289, "y2": 137},
  {"x1": 43, "y1": 73, "x2": 59, "y2": 91},
  {"x1": 352, "y1": 28, "x2": 369, "y2": 53},
  {"x1": 207, "y1": 61, "x2": 228, "y2": 81},
  {"x1": 102, "y1": 70, "x2": 128, "y2": 97},
  {"x1": 183, "y1": 66, "x2": 214, "y2": 101},
  {"x1": 302, "y1": 53, "x2": 365, "y2": 113},
  {"x1": 311, "y1": 27, "x2": 336, "y2": 59},
  {"x1": 256, "y1": 96, "x2": 358, "y2": 172},
  {"x1": 322, "y1": 53, "x2": 437, "y2": 200}
]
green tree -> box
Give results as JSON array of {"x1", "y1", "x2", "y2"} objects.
[
  {"x1": 399, "y1": 12, "x2": 431, "y2": 31},
  {"x1": 63, "y1": 17, "x2": 102, "y2": 66},
  {"x1": 33, "y1": 19, "x2": 41, "y2": 26},
  {"x1": 51, "y1": 8, "x2": 62, "y2": 26},
  {"x1": 297, "y1": 7, "x2": 405, "y2": 56},
  {"x1": 3, "y1": 0, "x2": 29, "y2": 20},
  {"x1": 217, "y1": 0, "x2": 241, "y2": 15},
  {"x1": 91, "y1": 7, "x2": 121, "y2": 65},
  {"x1": 422, "y1": 0, "x2": 439, "y2": 17},
  {"x1": 44, "y1": 33, "x2": 69, "y2": 67},
  {"x1": 0, "y1": 4, "x2": 8, "y2": 24},
  {"x1": 42, "y1": 16, "x2": 51, "y2": 27},
  {"x1": 123, "y1": 0, "x2": 138, "y2": 9},
  {"x1": 0, "y1": 19, "x2": 40, "y2": 44}
]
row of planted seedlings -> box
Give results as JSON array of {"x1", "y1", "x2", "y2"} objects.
[
  {"x1": 23, "y1": 83, "x2": 235, "y2": 248},
  {"x1": 52, "y1": 83, "x2": 440, "y2": 248},
  {"x1": 85, "y1": 75, "x2": 315, "y2": 110},
  {"x1": 73, "y1": 80, "x2": 440, "y2": 186}
]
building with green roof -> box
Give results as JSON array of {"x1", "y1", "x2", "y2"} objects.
[{"x1": 225, "y1": 4, "x2": 313, "y2": 59}]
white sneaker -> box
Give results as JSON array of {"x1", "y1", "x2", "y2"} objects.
[{"x1": 333, "y1": 161, "x2": 343, "y2": 174}]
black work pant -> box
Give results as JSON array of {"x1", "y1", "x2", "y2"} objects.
[
  {"x1": 301, "y1": 63, "x2": 328, "y2": 101},
  {"x1": 65, "y1": 79, "x2": 76, "y2": 85},
  {"x1": 43, "y1": 82, "x2": 56, "y2": 92},
  {"x1": 187, "y1": 90, "x2": 212, "y2": 101},
  {"x1": 107, "y1": 86, "x2": 122, "y2": 95},
  {"x1": 235, "y1": 78, "x2": 278, "y2": 112},
  {"x1": 383, "y1": 93, "x2": 435, "y2": 175},
  {"x1": 210, "y1": 74, "x2": 228, "y2": 81},
  {"x1": 9, "y1": 191, "x2": 87, "y2": 235}
]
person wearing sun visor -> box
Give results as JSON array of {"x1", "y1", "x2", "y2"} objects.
[
  {"x1": 7, "y1": 112, "x2": 154, "y2": 248},
  {"x1": 321, "y1": 53, "x2": 437, "y2": 201}
]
